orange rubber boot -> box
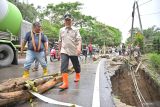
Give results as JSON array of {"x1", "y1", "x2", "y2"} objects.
[
  {"x1": 74, "y1": 73, "x2": 80, "y2": 82},
  {"x1": 59, "y1": 73, "x2": 69, "y2": 89}
]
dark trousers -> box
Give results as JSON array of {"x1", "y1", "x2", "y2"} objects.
[{"x1": 61, "y1": 53, "x2": 81, "y2": 73}]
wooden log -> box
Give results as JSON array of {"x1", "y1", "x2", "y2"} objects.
[
  {"x1": 110, "y1": 62, "x2": 123, "y2": 66},
  {"x1": 0, "y1": 73, "x2": 58, "y2": 92},
  {"x1": 23, "y1": 74, "x2": 59, "y2": 90},
  {"x1": 37, "y1": 76, "x2": 62, "y2": 93},
  {"x1": 0, "y1": 90, "x2": 31, "y2": 106},
  {"x1": 0, "y1": 77, "x2": 28, "y2": 92},
  {"x1": 0, "y1": 67, "x2": 76, "y2": 106},
  {"x1": 0, "y1": 76, "x2": 62, "y2": 106}
]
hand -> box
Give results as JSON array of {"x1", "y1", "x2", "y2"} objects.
[
  {"x1": 45, "y1": 50, "x2": 48, "y2": 56},
  {"x1": 20, "y1": 49, "x2": 24, "y2": 56},
  {"x1": 76, "y1": 48, "x2": 81, "y2": 56},
  {"x1": 58, "y1": 50, "x2": 61, "y2": 57}
]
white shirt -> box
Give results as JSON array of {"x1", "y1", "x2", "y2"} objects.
[{"x1": 59, "y1": 26, "x2": 82, "y2": 56}]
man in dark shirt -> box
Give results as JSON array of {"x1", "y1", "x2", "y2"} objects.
[
  {"x1": 32, "y1": 35, "x2": 48, "y2": 72},
  {"x1": 21, "y1": 22, "x2": 48, "y2": 78}
]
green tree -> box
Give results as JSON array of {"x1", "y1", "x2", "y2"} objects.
[
  {"x1": 11, "y1": 1, "x2": 122, "y2": 46},
  {"x1": 9, "y1": 0, "x2": 38, "y2": 22},
  {"x1": 41, "y1": 20, "x2": 60, "y2": 39},
  {"x1": 133, "y1": 32, "x2": 144, "y2": 46}
]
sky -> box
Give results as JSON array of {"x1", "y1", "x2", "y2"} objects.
[{"x1": 20, "y1": 0, "x2": 160, "y2": 43}]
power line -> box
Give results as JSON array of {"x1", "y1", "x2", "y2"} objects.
[
  {"x1": 139, "y1": 0, "x2": 152, "y2": 7},
  {"x1": 141, "y1": 11, "x2": 160, "y2": 16},
  {"x1": 123, "y1": 0, "x2": 153, "y2": 26}
]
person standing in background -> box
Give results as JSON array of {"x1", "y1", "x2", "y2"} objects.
[{"x1": 88, "y1": 43, "x2": 93, "y2": 57}]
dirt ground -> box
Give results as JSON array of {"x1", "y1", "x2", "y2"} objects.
[{"x1": 111, "y1": 64, "x2": 160, "y2": 107}]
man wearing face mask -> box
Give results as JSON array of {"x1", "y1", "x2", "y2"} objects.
[
  {"x1": 21, "y1": 22, "x2": 48, "y2": 78},
  {"x1": 58, "y1": 14, "x2": 82, "y2": 89}
]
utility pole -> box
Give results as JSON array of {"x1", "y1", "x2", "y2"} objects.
[
  {"x1": 131, "y1": 2, "x2": 135, "y2": 43},
  {"x1": 136, "y1": 1, "x2": 143, "y2": 34},
  {"x1": 130, "y1": 1, "x2": 143, "y2": 42}
]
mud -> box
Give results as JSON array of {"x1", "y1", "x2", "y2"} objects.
[{"x1": 111, "y1": 64, "x2": 160, "y2": 107}]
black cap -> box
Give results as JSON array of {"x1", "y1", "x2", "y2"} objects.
[
  {"x1": 64, "y1": 14, "x2": 72, "y2": 20},
  {"x1": 33, "y1": 22, "x2": 41, "y2": 27}
]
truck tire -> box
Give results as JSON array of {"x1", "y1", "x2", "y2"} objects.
[{"x1": 0, "y1": 44, "x2": 14, "y2": 67}]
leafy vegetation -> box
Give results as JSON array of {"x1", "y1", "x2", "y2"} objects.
[
  {"x1": 148, "y1": 53, "x2": 160, "y2": 74},
  {"x1": 9, "y1": 0, "x2": 121, "y2": 47},
  {"x1": 8, "y1": 0, "x2": 38, "y2": 22},
  {"x1": 126, "y1": 26, "x2": 160, "y2": 53}
]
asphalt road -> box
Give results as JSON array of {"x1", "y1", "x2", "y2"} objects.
[{"x1": 0, "y1": 56, "x2": 115, "y2": 107}]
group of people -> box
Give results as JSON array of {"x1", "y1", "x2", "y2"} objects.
[
  {"x1": 109, "y1": 43, "x2": 141, "y2": 62},
  {"x1": 81, "y1": 43, "x2": 93, "y2": 61},
  {"x1": 21, "y1": 14, "x2": 82, "y2": 89}
]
